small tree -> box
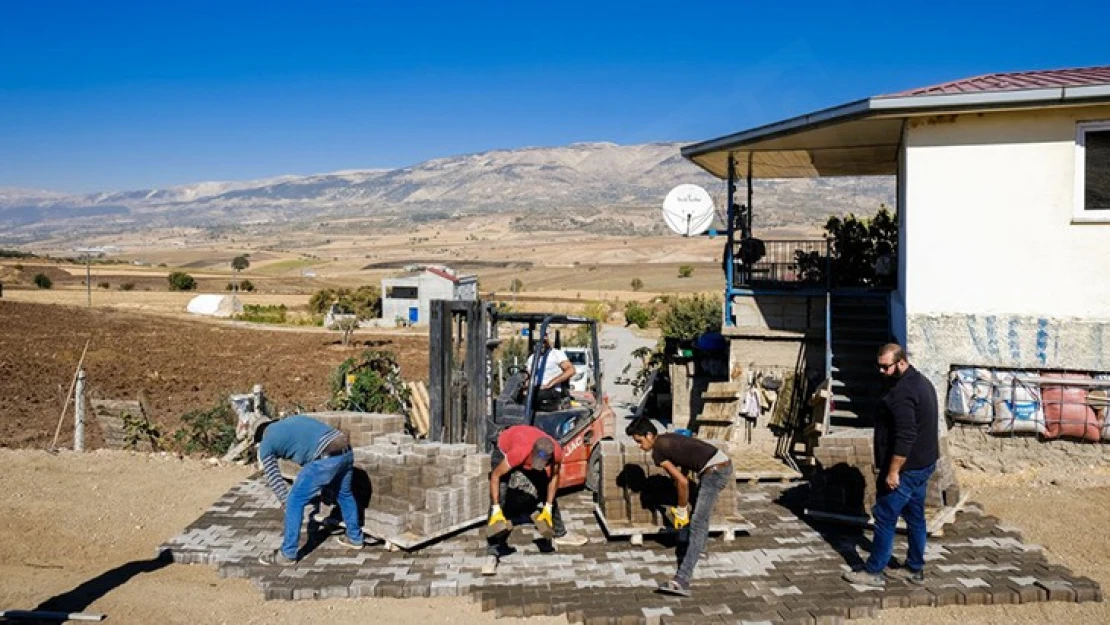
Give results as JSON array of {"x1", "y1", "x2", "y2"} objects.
[
  {"x1": 677, "y1": 265, "x2": 694, "y2": 279},
  {"x1": 630, "y1": 277, "x2": 643, "y2": 292},
  {"x1": 230, "y1": 255, "x2": 250, "y2": 291},
  {"x1": 168, "y1": 271, "x2": 196, "y2": 291},
  {"x1": 624, "y1": 301, "x2": 654, "y2": 329},
  {"x1": 510, "y1": 278, "x2": 524, "y2": 293},
  {"x1": 659, "y1": 295, "x2": 722, "y2": 341},
  {"x1": 33, "y1": 273, "x2": 53, "y2": 289}
]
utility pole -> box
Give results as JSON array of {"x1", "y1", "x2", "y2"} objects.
[{"x1": 85, "y1": 254, "x2": 91, "y2": 308}]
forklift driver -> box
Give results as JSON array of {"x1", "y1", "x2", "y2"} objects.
[{"x1": 522, "y1": 336, "x2": 576, "y2": 411}]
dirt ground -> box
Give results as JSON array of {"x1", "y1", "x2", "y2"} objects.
[
  {"x1": 0, "y1": 451, "x2": 1107, "y2": 625},
  {"x1": 0, "y1": 301, "x2": 429, "y2": 449}
]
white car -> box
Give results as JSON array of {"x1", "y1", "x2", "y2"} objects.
[{"x1": 563, "y1": 347, "x2": 593, "y2": 393}]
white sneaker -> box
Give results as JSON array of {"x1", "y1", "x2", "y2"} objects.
[
  {"x1": 481, "y1": 555, "x2": 498, "y2": 576},
  {"x1": 553, "y1": 532, "x2": 589, "y2": 547}
]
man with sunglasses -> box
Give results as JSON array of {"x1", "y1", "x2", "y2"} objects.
[{"x1": 843, "y1": 343, "x2": 939, "y2": 587}]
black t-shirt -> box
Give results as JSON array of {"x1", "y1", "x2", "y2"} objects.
[{"x1": 651, "y1": 433, "x2": 718, "y2": 473}]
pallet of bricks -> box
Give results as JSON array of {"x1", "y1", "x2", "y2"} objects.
[
  {"x1": 356, "y1": 434, "x2": 490, "y2": 550},
  {"x1": 593, "y1": 439, "x2": 750, "y2": 543}
]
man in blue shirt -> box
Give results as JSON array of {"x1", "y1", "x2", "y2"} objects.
[{"x1": 254, "y1": 415, "x2": 365, "y2": 565}]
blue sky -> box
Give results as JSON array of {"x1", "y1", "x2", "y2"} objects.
[{"x1": 1, "y1": 0, "x2": 1107, "y2": 193}]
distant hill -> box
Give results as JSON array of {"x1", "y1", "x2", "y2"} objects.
[{"x1": 0, "y1": 142, "x2": 893, "y2": 243}]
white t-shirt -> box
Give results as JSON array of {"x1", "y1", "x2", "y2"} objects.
[{"x1": 525, "y1": 348, "x2": 572, "y2": 386}]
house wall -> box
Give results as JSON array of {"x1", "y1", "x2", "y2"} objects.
[
  {"x1": 416, "y1": 273, "x2": 457, "y2": 324},
  {"x1": 381, "y1": 277, "x2": 421, "y2": 323},
  {"x1": 902, "y1": 105, "x2": 1110, "y2": 392}
]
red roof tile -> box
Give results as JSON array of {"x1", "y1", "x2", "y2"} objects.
[{"x1": 887, "y1": 66, "x2": 1110, "y2": 97}]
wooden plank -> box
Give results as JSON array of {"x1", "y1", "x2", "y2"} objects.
[
  {"x1": 593, "y1": 504, "x2": 753, "y2": 540},
  {"x1": 409, "y1": 381, "x2": 429, "y2": 436}
]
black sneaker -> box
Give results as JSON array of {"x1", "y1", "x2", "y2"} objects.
[
  {"x1": 886, "y1": 567, "x2": 926, "y2": 585},
  {"x1": 258, "y1": 549, "x2": 296, "y2": 566}
]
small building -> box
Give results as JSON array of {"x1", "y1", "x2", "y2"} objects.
[
  {"x1": 186, "y1": 294, "x2": 242, "y2": 318},
  {"x1": 381, "y1": 266, "x2": 478, "y2": 325}
]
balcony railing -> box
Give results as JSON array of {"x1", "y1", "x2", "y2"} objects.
[{"x1": 730, "y1": 239, "x2": 830, "y2": 289}]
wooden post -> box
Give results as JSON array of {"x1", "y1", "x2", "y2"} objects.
[
  {"x1": 464, "y1": 300, "x2": 488, "y2": 446},
  {"x1": 428, "y1": 300, "x2": 451, "y2": 442}
]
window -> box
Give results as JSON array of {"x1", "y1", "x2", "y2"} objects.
[
  {"x1": 387, "y1": 286, "x2": 418, "y2": 299},
  {"x1": 1075, "y1": 121, "x2": 1110, "y2": 222}
]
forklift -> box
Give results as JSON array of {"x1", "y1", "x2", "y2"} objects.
[{"x1": 427, "y1": 302, "x2": 615, "y2": 491}]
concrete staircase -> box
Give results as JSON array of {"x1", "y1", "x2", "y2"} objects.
[{"x1": 828, "y1": 293, "x2": 892, "y2": 427}]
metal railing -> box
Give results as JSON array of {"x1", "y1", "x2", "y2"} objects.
[{"x1": 730, "y1": 239, "x2": 830, "y2": 288}]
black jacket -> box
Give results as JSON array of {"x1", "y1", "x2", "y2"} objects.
[{"x1": 874, "y1": 365, "x2": 939, "y2": 472}]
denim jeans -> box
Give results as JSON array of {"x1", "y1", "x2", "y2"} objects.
[
  {"x1": 282, "y1": 450, "x2": 364, "y2": 559},
  {"x1": 675, "y1": 462, "x2": 733, "y2": 585},
  {"x1": 865, "y1": 462, "x2": 935, "y2": 575},
  {"x1": 486, "y1": 469, "x2": 566, "y2": 556}
]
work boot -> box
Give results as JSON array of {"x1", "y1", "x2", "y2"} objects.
[
  {"x1": 258, "y1": 549, "x2": 296, "y2": 566},
  {"x1": 552, "y1": 532, "x2": 589, "y2": 547},
  {"x1": 842, "y1": 569, "x2": 885, "y2": 587},
  {"x1": 481, "y1": 555, "x2": 499, "y2": 576},
  {"x1": 886, "y1": 567, "x2": 926, "y2": 585}
]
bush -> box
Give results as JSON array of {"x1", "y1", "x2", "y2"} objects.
[
  {"x1": 659, "y1": 295, "x2": 722, "y2": 340},
  {"x1": 794, "y1": 205, "x2": 898, "y2": 287},
  {"x1": 624, "y1": 301, "x2": 654, "y2": 329},
  {"x1": 308, "y1": 285, "x2": 380, "y2": 318},
  {"x1": 236, "y1": 304, "x2": 287, "y2": 324},
  {"x1": 33, "y1": 273, "x2": 53, "y2": 289},
  {"x1": 119, "y1": 282, "x2": 136, "y2": 291},
  {"x1": 97, "y1": 281, "x2": 110, "y2": 289},
  {"x1": 239, "y1": 279, "x2": 255, "y2": 292},
  {"x1": 509, "y1": 278, "x2": 524, "y2": 293},
  {"x1": 630, "y1": 278, "x2": 643, "y2": 292},
  {"x1": 172, "y1": 401, "x2": 237, "y2": 456},
  {"x1": 677, "y1": 265, "x2": 694, "y2": 278},
  {"x1": 167, "y1": 271, "x2": 196, "y2": 291},
  {"x1": 328, "y1": 350, "x2": 409, "y2": 414}
]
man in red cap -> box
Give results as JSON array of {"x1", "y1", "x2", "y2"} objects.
[{"x1": 483, "y1": 424, "x2": 588, "y2": 575}]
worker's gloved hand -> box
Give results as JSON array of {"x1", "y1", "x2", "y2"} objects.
[
  {"x1": 671, "y1": 505, "x2": 690, "y2": 530},
  {"x1": 488, "y1": 504, "x2": 507, "y2": 527},
  {"x1": 536, "y1": 503, "x2": 554, "y2": 528}
]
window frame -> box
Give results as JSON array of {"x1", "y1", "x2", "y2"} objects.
[{"x1": 1074, "y1": 120, "x2": 1110, "y2": 223}]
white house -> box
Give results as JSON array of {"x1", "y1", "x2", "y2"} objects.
[
  {"x1": 682, "y1": 66, "x2": 1110, "y2": 403},
  {"x1": 381, "y1": 266, "x2": 478, "y2": 325}
]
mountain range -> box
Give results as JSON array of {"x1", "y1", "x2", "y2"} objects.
[{"x1": 0, "y1": 142, "x2": 893, "y2": 243}]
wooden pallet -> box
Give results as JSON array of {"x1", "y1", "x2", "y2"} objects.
[
  {"x1": 594, "y1": 504, "x2": 753, "y2": 546},
  {"x1": 803, "y1": 489, "x2": 973, "y2": 538},
  {"x1": 364, "y1": 514, "x2": 487, "y2": 552},
  {"x1": 730, "y1": 453, "x2": 803, "y2": 483}
]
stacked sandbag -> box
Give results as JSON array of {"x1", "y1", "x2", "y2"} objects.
[
  {"x1": 947, "y1": 368, "x2": 994, "y2": 424},
  {"x1": 1042, "y1": 372, "x2": 1100, "y2": 441},
  {"x1": 990, "y1": 371, "x2": 1045, "y2": 435}
]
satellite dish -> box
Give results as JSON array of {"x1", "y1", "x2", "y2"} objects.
[{"x1": 662, "y1": 184, "x2": 714, "y2": 237}]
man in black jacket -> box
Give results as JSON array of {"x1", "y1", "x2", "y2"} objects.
[{"x1": 843, "y1": 343, "x2": 939, "y2": 587}]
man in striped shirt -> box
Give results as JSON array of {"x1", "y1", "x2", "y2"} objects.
[{"x1": 254, "y1": 415, "x2": 365, "y2": 565}]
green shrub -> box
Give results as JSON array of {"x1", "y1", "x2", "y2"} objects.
[
  {"x1": 630, "y1": 278, "x2": 643, "y2": 292},
  {"x1": 97, "y1": 281, "x2": 110, "y2": 289},
  {"x1": 235, "y1": 304, "x2": 287, "y2": 324},
  {"x1": 659, "y1": 295, "x2": 722, "y2": 340},
  {"x1": 677, "y1": 265, "x2": 694, "y2": 278},
  {"x1": 172, "y1": 401, "x2": 237, "y2": 456},
  {"x1": 239, "y1": 279, "x2": 255, "y2": 292},
  {"x1": 624, "y1": 301, "x2": 654, "y2": 329},
  {"x1": 167, "y1": 271, "x2": 196, "y2": 291},
  {"x1": 308, "y1": 285, "x2": 380, "y2": 318},
  {"x1": 328, "y1": 350, "x2": 409, "y2": 414},
  {"x1": 119, "y1": 282, "x2": 136, "y2": 291},
  {"x1": 33, "y1": 273, "x2": 52, "y2": 289}
]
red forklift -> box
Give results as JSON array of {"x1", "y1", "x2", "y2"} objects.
[{"x1": 427, "y1": 302, "x2": 614, "y2": 490}]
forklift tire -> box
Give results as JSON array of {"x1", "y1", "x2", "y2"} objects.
[{"x1": 585, "y1": 444, "x2": 603, "y2": 493}]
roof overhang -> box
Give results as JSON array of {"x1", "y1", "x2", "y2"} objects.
[{"x1": 682, "y1": 85, "x2": 1110, "y2": 179}]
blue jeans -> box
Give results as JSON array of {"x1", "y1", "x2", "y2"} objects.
[
  {"x1": 282, "y1": 450, "x2": 364, "y2": 559},
  {"x1": 865, "y1": 463, "x2": 935, "y2": 574},
  {"x1": 676, "y1": 462, "x2": 733, "y2": 585}
]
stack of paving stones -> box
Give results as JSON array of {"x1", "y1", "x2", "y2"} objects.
[
  {"x1": 163, "y1": 477, "x2": 1101, "y2": 624},
  {"x1": 596, "y1": 440, "x2": 738, "y2": 529},
  {"x1": 303, "y1": 410, "x2": 406, "y2": 448},
  {"x1": 357, "y1": 433, "x2": 490, "y2": 542},
  {"x1": 809, "y1": 429, "x2": 962, "y2": 517}
]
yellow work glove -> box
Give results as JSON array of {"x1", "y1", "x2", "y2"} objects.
[
  {"x1": 488, "y1": 504, "x2": 507, "y2": 527},
  {"x1": 671, "y1": 506, "x2": 690, "y2": 530},
  {"x1": 536, "y1": 503, "x2": 554, "y2": 528}
]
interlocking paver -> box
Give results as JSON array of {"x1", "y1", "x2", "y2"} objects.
[{"x1": 160, "y1": 475, "x2": 1101, "y2": 622}]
